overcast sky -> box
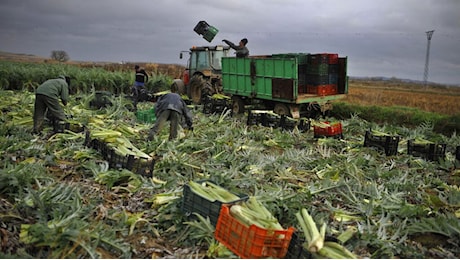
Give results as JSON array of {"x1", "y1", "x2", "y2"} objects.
[{"x1": 1, "y1": 0, "x2": 459, "y2": 85}]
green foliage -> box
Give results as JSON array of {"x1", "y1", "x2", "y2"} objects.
[
  {"x1": 0, "y1": 61, "x2": 173, "y2": 95},
  {"x1": 2, "y1": 89, "x2": 460, "y2": 258},
  {"x1": 0, "y1": 162, "x2": 50, "y2": 200}
]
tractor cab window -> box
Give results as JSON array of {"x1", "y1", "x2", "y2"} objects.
[
  {"x1": 210, "y1": 51, "x2": 224, "y2": 70},
  {"x1": 191, "y1": 51, "x2": 209, "y2": 70}
]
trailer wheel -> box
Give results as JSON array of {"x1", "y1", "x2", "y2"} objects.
[
  {"x1": 305, "y1": 103, "x2": 321, "y2": 119},
  {"x1": 274, "y1": 103, "x2": 290, "y2": 117},
  {"x1": 190, "y1": 74, "x2": 205, "y2": 104},
  {"x1": 232, "y1": 96, "x2": 245, "y2": 114}
]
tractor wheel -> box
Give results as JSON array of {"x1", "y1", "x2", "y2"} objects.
[
  {"x1": 274, "y1": 103, "x2": 290, "y2": 117},
  {"x1": 232, "y1": 96, "x2": 245, "y2": 114},
  {"x1": 189, "y1": 74, "x2": 205, "y2": 104}
]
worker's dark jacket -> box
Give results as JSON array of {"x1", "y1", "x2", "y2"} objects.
[
  {"x1": 223, "y1": 40, "x2": 249, "y2": 58},
  {"x1": 135, "y1": 69, "x2": 148, "y2": 83},
  {"x1": 155, "y1": 93, "x2": 193, "y2": 126},
  {"x1": 35, "y1": 77, "x2": 70, "y2": 105}
]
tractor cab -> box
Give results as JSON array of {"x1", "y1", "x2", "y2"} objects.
[{"x1": 178, "y1": 45, "x2": 231, "y2": 103}]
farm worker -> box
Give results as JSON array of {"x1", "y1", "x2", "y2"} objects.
[
  {"x1": 32, "y1": 75, "x2": 71, "y2": 134},
  {"x1": 148, "y1": 83, "x2": 193, "y2": 141},
  {"x1": 132, "y1": 65, "x2": 149, "y2": 111},
  {"x1": 222, "y1": 38, "x2": 249, "y2": 58}
]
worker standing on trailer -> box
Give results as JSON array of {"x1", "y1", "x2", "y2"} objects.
[
  {"x1": 32, "y1": 75, "x2": 71, "y2": 134},
  {"x1": 148, "y1": 83, "x2": 193, "y2": 141},
  {"x1": 132, "y1": 65, "x2": 149, "y2": 111},
  {"x1": 222, "y1": 38, "x2": 249, "y2": 58}
]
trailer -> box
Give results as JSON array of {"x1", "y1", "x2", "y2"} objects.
[{"x1": 221, "y1": 53, "x2": 348, "y2": 118}]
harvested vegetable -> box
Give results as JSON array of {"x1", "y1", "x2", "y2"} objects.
[
  {"x1": 188, "y1": 181, "x2": 240, "y2": 203},
  {"x1": 229, "y1": 196, "x2": 283, "y2": 230}
]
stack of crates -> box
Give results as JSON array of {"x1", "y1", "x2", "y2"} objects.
[
  {"x1": 363, "y1": 130, "x2": 400, "y2": 156},
  {"x1": 272, "y1": 53, "x2": 309, "y2": 94},
  {"x1": 407, "y1": 140, "x2": 447, "y2": 162},
  {"x1": 305, "y1": 53, "x2": 339, "y2": 96}
]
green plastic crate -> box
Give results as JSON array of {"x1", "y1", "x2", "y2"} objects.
[{"x1": 136, "y1": 108, "x2": 156, "y2": 123}]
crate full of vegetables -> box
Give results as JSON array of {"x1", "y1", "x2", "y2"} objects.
[
  {"x1": 247, "y1": 110, "x2": 281, "y2": 128},
  {"x1": 84, "y1": 130, "x2": 155, "y2": 176},
  {"x1": 214, "y1": 197, "x2": 294, "y2": 259},
  {"x1": 364, "y1": 130, "x2": 400, "y2": 156},
  {"x1": 181, "y1": 180, "x2": 248, "y2": 226},
  {"x1": 202, "y1": 94, "x2": 232, "y2": 114},
  {"x1": 407, "y1": 139, "x2": 446, "y2": 161},
  {"x1": 313, "y1": 121, "x2": 343, "y2": 138},
  {"x1": 279, "y1": 115, "x2": 310, "y2": 132}
]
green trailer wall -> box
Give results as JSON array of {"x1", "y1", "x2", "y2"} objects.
[
  {"x1": 222, "y1": 56, "x2": 300, "y2": 102},
  {"x1": 221, "y1": 53, "x2": 348, "y2": 115}
]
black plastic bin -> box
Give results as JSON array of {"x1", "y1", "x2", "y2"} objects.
[
  {"x1": 363, "y1": 130, "x2": 400, "y2": 156},
  {"x1": 181, "y1": 180, "x2": 248, "y2": 226},
  {"x1": 280, "y1": 115, "x2": 310, "y2": 132},
  {"x1": 285, "y1": 232, "x2": 311, "y2": 259},
  {"x1": 407, "y1": 139, "x2": 446, "y2": 161}
]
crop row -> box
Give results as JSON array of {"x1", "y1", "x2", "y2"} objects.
[{"x1": 0, "y1": 61, "x2": 172, "y2": 94}]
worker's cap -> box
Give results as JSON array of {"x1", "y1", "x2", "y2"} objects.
[{"x1": 241, "y1": 38, "x2": 248, "y2": 45}]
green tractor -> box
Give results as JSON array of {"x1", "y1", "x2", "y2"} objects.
[{"x1": 173, "y1": 45, "x2": 231, "y2": 104}]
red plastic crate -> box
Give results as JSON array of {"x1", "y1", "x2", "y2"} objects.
[
  {"x1": 314, "y1": 121, "x2": 342, "y2": 138},
  {"x1": 307, "y1": 53, "x2": 339, "y2": 65},
  {"x1": 328, "y1": 53, "x2": 339, "y2": 64},
  {"x1": 306, "y1": 84, "x2": 337, "y2": 96},
  {"x1": 214, "y1": 205, "x2": 295, "y2": 259}
]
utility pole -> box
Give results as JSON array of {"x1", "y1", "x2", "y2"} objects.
[{"x1": 423, "y1": 30, "x2": 434, "y2": 87}]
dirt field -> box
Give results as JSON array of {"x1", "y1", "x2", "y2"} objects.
[{"x1": 346, "y1": 79, "x2": 460, "y2": 115}]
